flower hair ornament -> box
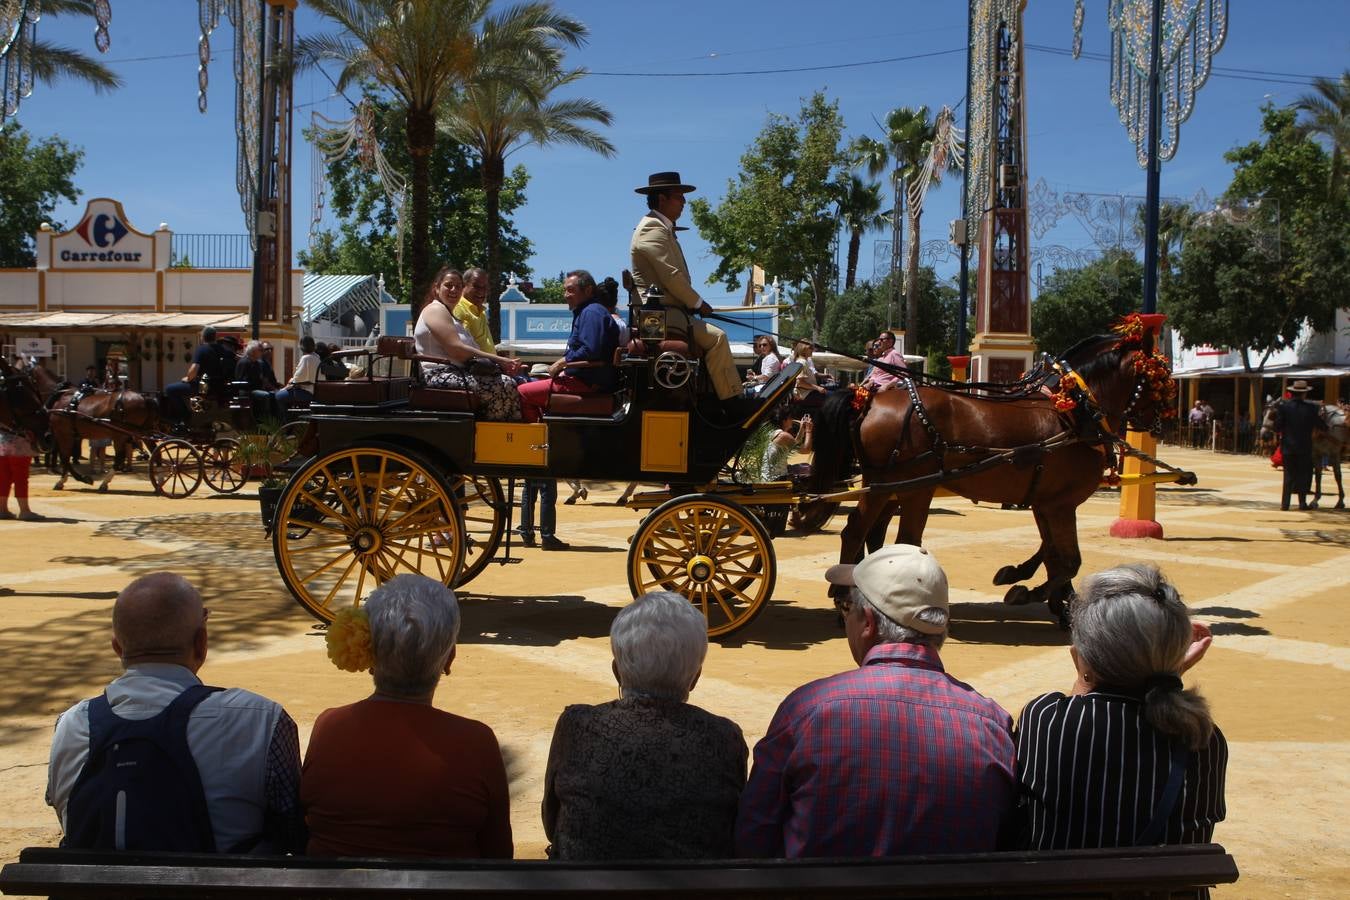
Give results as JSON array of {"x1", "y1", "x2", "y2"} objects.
[
  {"x1": 326, "y1": 606, "x2": 374, "y2": 672},
  {"x1": 849, "y1": 382, "x2": 874, "y2": 413}
]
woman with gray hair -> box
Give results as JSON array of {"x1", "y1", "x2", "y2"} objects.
[
  {"x1": 301, "y1": 575, "x2": 512, "y2": 858},
  {"x1": 1015, "y1": 563, "x2": 1227, "y2": 849},
  {"x1": 542, "y1": 592, "x2": 747, "y2": 859}
]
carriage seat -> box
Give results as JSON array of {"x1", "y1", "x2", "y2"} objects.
[
  {"x1": 545, "y1": 347, "x2": 624, "y2": 417},
  {"x1": 313, "y1": 377, "x2": 413, "y2": 405},
  {"x1": 408, "y1": 386, "x2": 475, "y2": 413}
]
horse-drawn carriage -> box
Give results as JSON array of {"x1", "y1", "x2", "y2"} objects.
[
  {"x1": 0, "y1": 350, "x2": 301, "y2": 499},
  {"x1": 261, "y1": 276, "x2": 1197, "y2": 639}
]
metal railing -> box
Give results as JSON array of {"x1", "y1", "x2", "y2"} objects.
[
  {"x1": 1159, "y1": 419, "x2": 1264, "y2": 456},
  {"x1": 169, "y1": 234, "x2": 254, "y2": 269}
]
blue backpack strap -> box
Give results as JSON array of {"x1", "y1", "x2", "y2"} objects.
[
  {"x1": 69, "y1": 683, "x2": 224, "y2": 851},
  {"x1": 1135, "y1": 741, "x2": 1189, "y2": 845}
]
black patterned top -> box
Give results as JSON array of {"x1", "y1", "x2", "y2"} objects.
[{"x1": 542, "y1": 697, "x2": 747, "y2": 860}]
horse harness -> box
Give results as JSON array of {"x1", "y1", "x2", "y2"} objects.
[{"x1": 850, "y1": 351, "x2": 1177, "y2": 506}]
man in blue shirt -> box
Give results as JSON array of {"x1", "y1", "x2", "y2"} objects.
[{"x1": 519, "y1": 270, "x2": 620, "y2": 423}]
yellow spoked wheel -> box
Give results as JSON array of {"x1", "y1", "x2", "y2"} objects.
[
  {"x1": 450, "y1": 475, "x2": 505, "y2": 587},
  {"x1": 273, "y1": 444, "x2": 466, "y2": 623},
  {"x1": 627, "y1": 494, "x2": 776, "y2": 639}
]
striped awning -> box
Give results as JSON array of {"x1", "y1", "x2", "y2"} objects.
[{"x1": 303, "y1": 273, "x2": 389, "y2": 322}]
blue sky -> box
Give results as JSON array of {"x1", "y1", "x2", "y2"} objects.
[{"x1": 11, "y1": 1, "x2": 1349, "y2": 303}]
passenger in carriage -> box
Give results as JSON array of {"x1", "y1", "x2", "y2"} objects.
[
  {"x1": 235, "y1": 340, "x2": 280, "y2": 423},
  {"x1": 413, "y1": 266, "x2": 524, "y2": 421},
  {"x1": 518, "y1": 269, "x2": 619, "y2": 424}
]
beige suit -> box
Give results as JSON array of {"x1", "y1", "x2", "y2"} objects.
[{"x1": 629, "y1": 214, "x2": 740, "y2": 401}]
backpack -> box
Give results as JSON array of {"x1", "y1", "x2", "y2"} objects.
[{"x1": 62, "y1": 684, "x2": 223, "y2": 852}]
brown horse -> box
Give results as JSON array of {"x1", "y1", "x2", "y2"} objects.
[
  {"x1": 811, "y1": 329, "x2": 1179, "y2": 624},
  {"x1": 0, "y1": 357, "x2": 51, "y2": 444},
  {"x1": 24, "y1": 362, "x2": 160, "y2": 492}
]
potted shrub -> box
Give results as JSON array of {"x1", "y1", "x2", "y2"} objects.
[{"x1": 234, "y1": 430, "x2": 289, "y2": 530}]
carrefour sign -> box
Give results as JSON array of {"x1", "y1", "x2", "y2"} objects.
[{"x1": 51, "y1": 198, "x2": 154, "y2": 270}]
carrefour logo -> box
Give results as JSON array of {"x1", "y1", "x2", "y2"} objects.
[{"x1": 60, "y1": 211, "x2": 143, "y2": 262}]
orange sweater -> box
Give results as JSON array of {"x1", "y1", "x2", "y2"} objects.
[{"x1": 301, "y1": 698, "x2": 512, "y2": 858}]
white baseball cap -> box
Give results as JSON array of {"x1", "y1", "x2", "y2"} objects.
[{"x1": 824, "y1": 545, "x2": 949, "y2": 634}]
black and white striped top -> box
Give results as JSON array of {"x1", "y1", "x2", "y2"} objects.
[{"x1": 1015, "y1": 691, "x2": 1228, "y2": 850}]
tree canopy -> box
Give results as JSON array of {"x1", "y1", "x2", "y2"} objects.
[
  {"x1": 1031, "y1": 249, "x2": 1143, "y2": 356},
  {"x1": 690, "y1": 91, "x2": 848, "y2": 336},
  {"x1": 0, "y1": 122, "x2": 83, "y2": 267},
  {"x1": 1164, "y1": 104, "x2": 1350, "y2": 370},
  {"x1": 822, "y1": 269, "x2": 960, "y2": 375},
  {"x1": 299, "y1": 96, "x2": 531, "y2": 305}
]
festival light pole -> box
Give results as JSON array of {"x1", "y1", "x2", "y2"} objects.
[{"x1": 1080, "y1": 0, "x2": 1227, "y2": 538}]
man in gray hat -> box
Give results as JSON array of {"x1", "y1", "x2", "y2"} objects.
[
  {"x1": 629, "y1": 172, "x2": 744, "y2": 411},
  {"x1": 735, "y1": 545, "x2": 1015, "y2": 857},
  {"x1": 1267, "y1": 380, "x2": 1327, "y2": 511}
]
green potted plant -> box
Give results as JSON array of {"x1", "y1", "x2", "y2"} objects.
[{"x1": 234, "y1": 428, "x2": 290, "y2": 529}]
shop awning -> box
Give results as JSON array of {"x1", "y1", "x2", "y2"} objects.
[
  {"x1": 303, "y1": 274, "x2": 389, "y2": 322},
  {"x1": 0, "y1": 311, "x2": 250, "y2": 330},
  {"x1": 1173, "y1": 363, "x2": 1350, "y2": 379}
]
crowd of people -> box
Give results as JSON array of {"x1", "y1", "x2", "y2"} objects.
[{"x1": 46, "y1": 553, "x2": 1226, "y2": 861}]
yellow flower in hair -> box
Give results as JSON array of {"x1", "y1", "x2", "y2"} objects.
[{"x1": 327, "y1": 606, "x2": 374, "y2": 672}]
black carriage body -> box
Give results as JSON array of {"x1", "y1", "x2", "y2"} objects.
[{"x1": 303, "y1": 362, "x2": 801, "y2": 487}]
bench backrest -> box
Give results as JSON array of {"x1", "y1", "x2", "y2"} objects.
[{"x1": 1, "y1": 844, "x2": 1239, "y2": 899}]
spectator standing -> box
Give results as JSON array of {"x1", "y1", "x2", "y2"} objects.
[
  {"x1": 1015, "y1": 563, "x2": 1227, "y2": 849},
  {"x1": 302, "y1": 575, "x2": 512, "y2": 858},
  {"x1": 46, "y1": 573, "x2": 303, "y2": 852},
  {"x1": 736, "y1": 545, "x2": 1016, "y2": 857},
  {"x1": 543, "y1": 591, "x2": 746, "y2": 859},
  {"x1": 1268, "y1": 380, "x2": 1327, "y2": 510},
  {"x1": 0, "y1": 426, "x2": 42, "y2": 520}
]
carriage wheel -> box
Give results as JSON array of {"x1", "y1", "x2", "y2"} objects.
[
  {"x1": 149, "y1": 439, "x2": 203, "y2": 498},
  {"x1": 790, "y1": 499, "x2": 842, "y2": 533},
  {"x1": 450, "y1": 475, "x2": 506, "y2": 588},
  {"x1": 202, "y1": 438, "x2": 248, "y2": 494},
  {"x1": 627, "y1": 494, "x2": 777, "y2": 639},
  {"x1": 273, "y1": 444, "x2": 467, "y2": 623}
]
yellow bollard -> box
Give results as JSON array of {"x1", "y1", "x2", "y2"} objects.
[
  {"x1": 1110, "y1": 430, "x2": 1163, "y2": 538},
  {"x1": 948, "y1": 355, "x2": 971, "y2": 383}
]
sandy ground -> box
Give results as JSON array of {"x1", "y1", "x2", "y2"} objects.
[{"x1": 0, "y1": 445, "x2": 1346, "y2": 896}]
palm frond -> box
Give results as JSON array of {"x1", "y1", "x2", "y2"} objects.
[{"x1": 25, "y1": 40, "x2": 123, "y2": 92}]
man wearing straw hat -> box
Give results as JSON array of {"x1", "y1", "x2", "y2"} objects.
[
  {"x1": 630, "y1": 172, "x2": 744, "y2": 411},
  {"x1": 1270, "y1": 380, "x2": 1327, "y2": 511}
]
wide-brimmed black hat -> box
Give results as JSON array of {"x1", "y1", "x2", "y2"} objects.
[{"x1": 635, "y1": 171, "x2": 697, "y2": 195}]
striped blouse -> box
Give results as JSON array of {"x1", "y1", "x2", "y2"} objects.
[{"x1": 1015, "y1": 691, "x2": 1227, "y2": 850}]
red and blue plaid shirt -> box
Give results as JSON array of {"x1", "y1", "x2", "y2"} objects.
[{"x1": 735, "y1": 643, "x2": 1016, "y2": 858}]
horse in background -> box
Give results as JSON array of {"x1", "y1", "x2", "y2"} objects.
[
  {"x1": 810, "y1": 318, "x2": 1179, "y2": 624},
  {"x1": 1260, "y1": 400, "x2": 1347, "y2": 509},
  {"x1": 25, "y1": 361, "x2": 159, "y2": 492},
  {"x1": 0, "y1": 357, "x2": 51, "y2": 446}
]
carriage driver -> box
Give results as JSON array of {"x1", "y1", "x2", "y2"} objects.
[
  {"x1": 630, "y1": 172, "x2": 749, "y2": 419},
  {"x1": 163, "y1": 326, "x2": 221, "y2": 427}
]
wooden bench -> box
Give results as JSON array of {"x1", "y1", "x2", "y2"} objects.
[{"x1": 1, "y1": 844, "x2": 1238, "y2": 899}]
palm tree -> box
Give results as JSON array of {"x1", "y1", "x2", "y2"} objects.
[
  {"x1": 850, "y1": 106, "x2": 951, "y2": 343},
  {"x1": 835, "y1": 174, "x2": 886, "y2": 290},
  {"x1": 298, "y1": 0, "x2": 586, "y2": 316},
  {"x1": 1292, "y1": 70, "x2": 1350, "y2": 200},
  {"x1": 13, "y1": 0, "x2": 122, "y2": 110},
  {"x1": 440, "y1": 67, "x2": 614, "y2": 340}
]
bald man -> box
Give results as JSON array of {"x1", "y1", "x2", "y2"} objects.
[{"x1": 46, "y1": 573, "x2": 303, "y2": 852}]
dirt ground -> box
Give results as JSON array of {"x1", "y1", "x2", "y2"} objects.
[{"x1": 1, "y1": 445, "x2": 1346, "y2": 896}]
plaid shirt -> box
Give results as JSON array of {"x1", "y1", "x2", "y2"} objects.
[{"x1": 735, "y1": 643, "x2": 1016, "y2": 858}]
